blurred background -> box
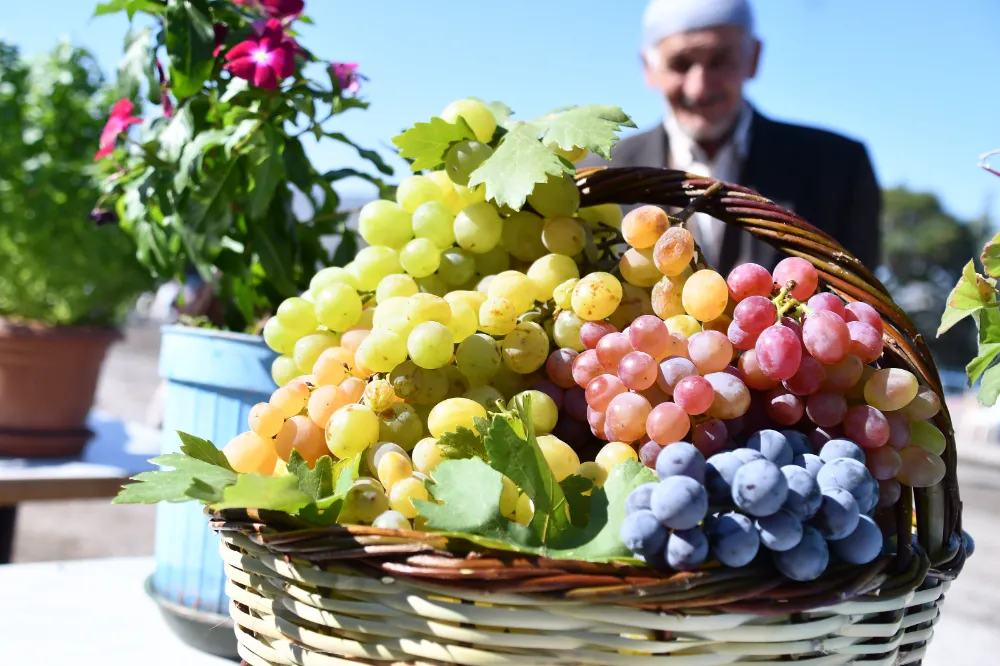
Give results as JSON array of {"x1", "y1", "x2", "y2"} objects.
[{"x1": 2, "y1": 0, "x2": 999, "y2": 660}]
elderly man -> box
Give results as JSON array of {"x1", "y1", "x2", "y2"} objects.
[{"x1": 582, "y1": 0, "x2": 881, "y2": 275}]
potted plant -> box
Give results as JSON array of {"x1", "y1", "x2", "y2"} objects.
[
  {"x1": 0, "y1": 40, "x2": 152, "y2": 457},
  {"x1": 93, "y1": 0, "x2": 389, "y2": 650}
]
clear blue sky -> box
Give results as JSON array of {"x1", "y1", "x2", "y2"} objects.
[{"x1": 6, "y1": 0, "x2": 999, "y2": 221}]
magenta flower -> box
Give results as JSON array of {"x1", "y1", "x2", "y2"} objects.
[
  {"x1": 331, "y1": 62, "x2": 364, "y2": 94},
  {"x1": 213, "y1": 23, "x2": 229, "y2": 57},
  {"x1": 224, "y1": 19, "x2": 298, "y2": 90},
  {"x1": 233, "y1": 0, "x2": 304, "y2": 20},
  {"x1": 95, "y1": 99, "x2": 141, "y2": 161}
]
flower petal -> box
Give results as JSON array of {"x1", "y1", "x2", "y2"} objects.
[
  {"x1": 224, "y1": 39, "x2": 258, "y2": 62},
  {"x1": 110, "y1": 98, "x2": 134, "y2": 119},
  {"x1": 253, "y1": 64, "x2": 277, "y2": 89},
  {"x1": 225, "y1": 58, "x2": 258, "y2": 82},
  {"x1": 270, "y1": 47, "x2": 295, "y2": 80}
]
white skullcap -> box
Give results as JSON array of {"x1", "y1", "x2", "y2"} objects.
[{"x1": 642, "y1": 0, "x2": 755, "y2": 50}]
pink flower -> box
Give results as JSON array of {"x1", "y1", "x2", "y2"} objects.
[
  {"x1": 233, "y1": 0, "x2": 304, "y2": 20},
  {"x1": 95, "y1": 99, "x2": 141, "y2": 161},
  {"x1": 331, "y1": 62, "x2": 364, "y2": 94},
  {"x1": 223, "y1": 19, "x2": 297, "y2": 90}
]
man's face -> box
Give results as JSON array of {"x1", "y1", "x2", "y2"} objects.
[{"x1": 643, "y1": 26, "x2": 760, "y2": 141}]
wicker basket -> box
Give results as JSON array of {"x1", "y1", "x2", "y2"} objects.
[{"x1": 213, "y1": 167, "x2": 966, "y2": 666}]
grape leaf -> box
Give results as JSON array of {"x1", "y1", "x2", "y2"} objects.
[
  {"x1": 980, "y1": 364, "x2": 1000, "y2": 407},
  {"x1": 532, "y1": 105, "x2": 637, "y2": 159},
  {"x1": 177, "y1": 431, "x2": 233, "y2": 472},
  {"x1": 415, "y1": 457, "x2": 535, "y2": 547},
  {"x1": 467, "y1": 123, "x2": 570, "y2": 211},
  {"x1": 560, "y1": 475, "x2": 594, "y2": 528},
  {"x1": 547, "y1": 458, "x2": 657, "y2": 561},
  {"x1": 982, "y1": 232, "x2": 1000, "y2": 278},
  {"x1": 288, "y1": 451, "x2": 333, "y2": 500},
  {"x1": 438, "y1": 425, "x2": 487, "y2": 461},
  {"x1": 332, "y1": 453, "x2": 363, "y2": 496},
  {"x1": 112, "y1": 452, "x2": 236, "y2": 505},
  {"x1": 392, "y1": 117, "x2": 475, "y2": 171},
  {"x1": 482, "y1": 402, "x2": 571, "y2": 545},
  {"x1": 966, "y1": 342, "x2": 1000, "y2": 385},
  {"x1": 211, "y1": 473, "x2": 312, "y2": 513},
  {"x1": 938, "y1": 261, "x2": 999, "y2": 335}
]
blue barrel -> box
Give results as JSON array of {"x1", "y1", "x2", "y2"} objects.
[{"x1": 152, "y1": 325, "x2": 277, "y2": 613}]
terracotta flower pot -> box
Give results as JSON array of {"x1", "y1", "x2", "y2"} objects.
[{"x1": 0, "y1": 320, "x2": 120, "y2": 457}]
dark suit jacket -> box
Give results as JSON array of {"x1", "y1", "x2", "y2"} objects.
[{"x1": 579, "y1": 110, "x2": 882, "y2": 276}]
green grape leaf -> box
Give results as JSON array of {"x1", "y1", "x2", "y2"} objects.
[
  {"x1": 94, "y1": 0, "x2": 164, "y2": 18},
  {"x1": 938, "y1": 261, "x2": 999, "y2": 336},
  {"x1": 332, "y1": 453, "x2": 363, "y2": 497},
  {"x1": 438, "y1": 425, "x2": 487, "y2": 461},
  {"x1": 966, "y1": 342, "x2": 1000, "y2": 385},
  {"x1": 982, "y1": 232, "x2": 1000, "y2": 279},
  {"x1": 391, "y1": 117, "x2": 476, "y2": 171},
  {"x1": 560, "y1": 475, "x2": 594, "y2": 528},
  {"x1": 979, "y1": 364, "x2": 1000, "y2": 407},
  {"x1": 532, "y1": 105, "x2": 637, "y2": 159},
  {"x1": 481, "y1": 400, "x2": 572, "y2": 545},
  {"x1": 546, "y1": 459, "x2": 657, "y2": 561},
  {"x1": 415, "y1": 458, "x2": 535, "y2": 547},
  {"x1": 112, "y1": 451, "x2": 236, "y2": 505},
  {"x1": 177, "y1": 431, "x2": 234, "y2": 471},
  {"x1": 288, "y1": 451, "x2": 334, "y2": 500},
  {"x1": 468, "y1": 123, "x2": 571, "y2": 211},
  {"x1": 211, "y1": 472, "x2": 313, "y2": 513}
]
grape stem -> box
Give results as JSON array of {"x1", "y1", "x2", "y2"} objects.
[{"x1": 772, "y1": 280, "x2": 802, "y2": 320}]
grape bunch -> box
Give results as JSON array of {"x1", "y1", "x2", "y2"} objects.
[
  {"x1": 217, "y1": 97, "x2": 945, "y2": 572},
  {"x1": 622, "y1": 434, "x2": 884, "y2": 580}
]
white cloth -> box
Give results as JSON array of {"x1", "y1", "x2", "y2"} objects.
[
  {"x1": 663, "y1": 102, "x2": 753, "y2": 264},
  {"x1": 642, "y1": 0, "x2": 755, "y2": 50}
]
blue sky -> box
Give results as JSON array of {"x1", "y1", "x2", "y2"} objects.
[{"x1": 6, "y1": 0, "x2": 999, "y2": 221}]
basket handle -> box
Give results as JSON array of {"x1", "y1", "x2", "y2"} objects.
[{"x1": 576, "y1": 166, "x2": 962, "y2": 569}]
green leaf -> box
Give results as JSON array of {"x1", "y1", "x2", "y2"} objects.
[
  {"x1": 390, "y1": 117, "x2": 475, "y2": 171},
  {"x1": 158, "y1": 104, "x2": 195, "y2": 162},
  {"x1": 547, "y1": 459, "x2": 657, "y2": 561},
  {"x1": 331, "y1": 228, "x2": 357, "y2": 267},
  {"x1": 532, "y1": 105, "x2": 636, "y2": 159},
  {"x1": 164, "y1": 0, "x2": 215, "y2": 99},
  {"x1": 482, "y1": 402, "x2": 570, "y2": 545},
  {"x1": 332, "y1": 453, "x2": 363, "y2": 496},
  {"x1": 113, "y1": 449, "x2": 237, "y2": 505},
  {"x1": 117, "y1": 28, "x2": 153, "y2": 98},
  {"x1": 415, "y1": 458, "x2": 535, "y2": 547},
  {"x1": 149, "y1": 452, "x2": 237, "y2": 488},
  {"x1": 283, "y1": 136, "x2": 313, "y2": 193},
  {"x1": 247, "y1": 196, "x2": 298, "y2": 298},
  {"x1": 247, "y1": 127, "x2": 285, "y2": 220},
  {"x1": 114, "y1": 472, "x2": 204, "y2": 504},
  {"x1": 938, "y1": 261, "x2": 999, "y2": 335},
  {"x1": 967, "y1": 342, "x2": 1000, "y2": 385},
  {"x1": 560, "y1": 475, "x2": 594, "y2": 528},
  {"x1": 980, "y1": 364, "x2": 1000, "y2": 407},
  {"x1": 438, "y1": 425, "x2": 487, "y2": 461},
  {"x1": 94, "y1": 0, "x2": 164, "y2": 18},
  {"x1": 177, "y1": 431, "x2": 233, "y2": 471},
  {"x1": 175, "y1": 128, "x2": 235, "y2": 191},
  {"x1": 185, "y1": 478, "x2": 224, "y2": 503},
  {"x1": 467, "y1": 123, "x2": 571, "y2": 210},
  {"x1": 211, "y1": 472, "x2": 313, "y2": 512},
  {"x1": 288, "y1": 451, "x2": 334, "y2": 500},
  {"x1": 982, "y1": 232, "x2": 1000, "y2": 278}
]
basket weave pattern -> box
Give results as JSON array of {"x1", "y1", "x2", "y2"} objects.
[{"x1": 215, "y1": 168, "x2": 966, "y2": 665}]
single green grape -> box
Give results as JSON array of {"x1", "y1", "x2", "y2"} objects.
[
  {"x1": 552, "y1": 279, "x2": 579, "y2": 310},
  {"x1": 373, "y1": 296, "x2": 413, "y2": 336},
  {"x1": 427, "y1": 397, "x2": 487, "y2": 438},
  {"x1": 378, "y1": 403, "x2": 424, "y2": 451},
  {"x1": 541, "y1": 216, "x2": 585, "y2": 256},
  {"x1": 446, "y1": 300, "x2": 478, "y2": 343},
  {"x1": 276, "y1": 297, "x2": 319, "y2": 337},
  {"x1": 325, "y1": 404, "x2": 380, "y2": 459},
  {"x1": 310, "y1": 266, "x2": 359, "y2": 293},
  {"x1": 501, "y1": 322, "x2": 550, "y2": 374},
  {"x1": 358, "y1": 199, "x2": 413, "y2": 249},
  {"x1": 292, "y1": 331, "x2": 340, "y2": 374},
  {"x1": 262, "y1": 316, "x2": 299, "y2": 354},
  {"x1": 396, "y1": 175, "x2": 445, "y2": 213},
  {"x1": 271, "y1": 355, "x2": 300, "y2": 386},
  {"x1": 411, "y1": 201, "x2": 456, "y2": 250},
  {"x1": 376, "y1": 274, "x2": 419, "y2": 303},
  {"x1": 406, "y1": 293, "x2": 452, "y2": 325},
  {"x1": 528, "y1": 254, "x2": 580, "y2": 302},
  {"x1": 455, "y1": 333, "x2": 501, "y2": 385},
  {"x1": 407, "y1": 321, "x2": 455, "y2": 369},
  {"x1": 553, "y1": 310, "x2": 585, "y2": 352},
  {"x1": 527, "y1": 174, "x2": 580, "y2": 218},
  {"x1": 441, "y1": 98, "x2": 497, "y2": 143},
  {"x1": 478, "y1": 297, "x2": 517, "y2": 336},
  {"x1": 473, "y1": 245, "x2": 511, "y2": 276},
  {"x1": 463, "y1": 385, "x2": 505, "y2": 412},
  {"x1": 389, "y1": 361, "x2": 450, "y2": 405},
  {"x1": 454, "y1": 202, "x2": 503, "y2": 254},
  {"x1": 400, "y1": 238, "x2": 441, "y2": 278},
  {"x1": 501, "y1": 211, "x2": 547, "y2": 262},
  {"x1": 349, "y1": 246, "x2": 402, "y2": 291},
  {"x1": 356, "y1": 329, "x2": 407, "y2": 373},
  {"x1": 411, "y1": 437, "x2": 445, "y2": 475},
  {"x1": 571, "y1": 272, "x2": 623, "y2": 321},
  {"x1": 487, "y1": 271, "x2": 537, "y2": 315},
  {"x1": 444, "y1": 140, "x2": 494, "y2": 186},
  {"x1": 415, "y1": 274, "x2": 448, "y2": 297},
  {"x1": 314, "y1": 283, "x2": 363, "y2": 332},
  {"x1": 341, "y1": 478, "x2": 389, "y2": 523},
  {"x1": 437, "y1": 248, "x2": 477, "y2": 286},
  {"x1": 536, "y1": 434, "x2": 580, "y2": 482}
]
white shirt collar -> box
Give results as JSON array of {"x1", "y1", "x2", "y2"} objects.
[{"x1": 663, "y1": 100, "x2": 753, "y2": 172}]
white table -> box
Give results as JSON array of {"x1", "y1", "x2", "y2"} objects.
[
  {"x1": 0, "y1": 556, "x2": 237, "y2": 665},
  {"x1": 0, "y1": 412, "x2": 161, "y2": 562}
]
